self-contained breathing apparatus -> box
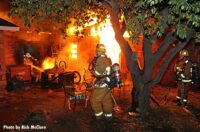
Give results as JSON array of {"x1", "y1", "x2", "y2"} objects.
[
  {"x1": 182, "y1": 60, "x2": 199, "y2": 83},
  {"x1": 175, "y1": 57, "x2": 199, "y2": 84},
  {"x1": 111, "y1": 63, "x2": 121, "y2": 88},
  {"x1": 89, "y1": 56, "x2": 122, "y2": 89}
]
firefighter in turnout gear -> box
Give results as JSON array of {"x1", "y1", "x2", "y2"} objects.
[
  {"x1": 90, "y1": 44, "x2": 113, "y2": 121},
  {"x1": 174, "y1": 49, "x2": 193, "y2": 107}
]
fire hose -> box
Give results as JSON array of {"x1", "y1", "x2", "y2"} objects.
[
  {"x1": 111, "y1": 92, "x2": 121, "y2": 112},
  {"x1": 101, "y1": 88, "x2": 121, "y2": 112}
]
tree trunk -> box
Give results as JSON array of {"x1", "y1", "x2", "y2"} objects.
[
  {"x1": 131, "y1": 73, "x2": 152, "y2": 116},
  {"x1": 138, "y1": 83, "x2": 152, "y2": 116},
  {"x1": 105, "y1": 1, "x2": 194, "y2": 117}
]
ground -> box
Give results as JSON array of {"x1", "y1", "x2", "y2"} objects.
[{"x1": 0, "y1": 84, "x2": 200, "y2": 132}]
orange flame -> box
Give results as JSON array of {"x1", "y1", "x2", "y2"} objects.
[
  {"x1": 42, "y1": 57, "x2": 55, "y2": 70},
  {"x1": 65, "y1": 15, "x2": 123, "y2": 64},
  {"x1": 90, "y1": 16, "x2": 121, "y2": 64}
]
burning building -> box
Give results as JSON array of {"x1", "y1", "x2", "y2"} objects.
[
  {"x1": 0, "y1": 12, "x2": 133, "y2": 93},
  {"x1": 0, "y1": 0, "x2": 199, "y2": 94}
]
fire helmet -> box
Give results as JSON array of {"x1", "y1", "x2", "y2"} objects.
[
  {"x1": 96, "y1": 43, "x2": 106, "y2": 53},
  {"x1": 179, "y1": 49, "x2": 189, "y2": 57},
  {"x1": 25, "y1": 53, "x2": 31, "y2": 57}
]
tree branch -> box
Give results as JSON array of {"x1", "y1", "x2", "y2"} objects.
[
  {"x1": 94, "y1": 0, "x2": 119, "y2": 12},
  {"x1": 139, "y1": 23, "x2": 153, "y2": 64},
  {"x1": 93, "y1": 0, "x2": 141, "y2": 76},
  {"x1": 143, "y1": 37, "x2": 154, "y2": 81},
  {"x1": 102, "y1": 0, "x2": 112, "y2": 9},
  {"x1": 153, "y1": 31, "x2": 176, "y2": 62},
  {"x1": 150, "y1": 29, "x2": 194, "y2": 87},
  {"x1": 139, "y1": 22, "x2": 145, "y2": 34},
  {"x1": 121, "y1": 21, "x2": 126, "y2": 35},
  {"x1": 148, "y1": 35, "x2": 158, "y2": 44},
  {"x1": 146, "y1": 8, "x2": 169, "y2": 43},
  {"x1": 161, "y1": 7, "x2": 169, "y2": 29},
  {"x1": 92, "y1": 0, "x2": 111, "y2": 9},
  {"x1": 143, "y1": 37, "x2": 153, "y2": 60}
]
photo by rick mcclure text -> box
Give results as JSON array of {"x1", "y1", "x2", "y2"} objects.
[{"x1": 3, "y1": 125, "x2": 46, "y2": 130}]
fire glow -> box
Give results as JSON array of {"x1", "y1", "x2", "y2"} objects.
[
  {"x1": 66, "y1": 15, "x2": 121, "y2": 64},
  {"x1": 42, "y1": 57, "x2": 55, "y2": 70},
  {"x1": 90, "y1": 16, "x2": 121, "y2": 64},
  {"x1": 42, "y1": 15, "x2": 122, "y2": 71},
  {"x1": 71, "y1": 44, "x2": 77, "y2": 59}
]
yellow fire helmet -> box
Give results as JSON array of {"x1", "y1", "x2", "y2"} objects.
[
  {"x1": 96, "y1": 43, "x2": 106, "y2": 53},
  {"x1": 25, "y1": 52, "x2": 32, "y2": 57},
  {"x1": 179, "y1": 49, "x2": 189, "y2": 57}
]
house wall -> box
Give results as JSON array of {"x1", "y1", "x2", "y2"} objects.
[
  {"x1": 153, "y1": 40, "x2": 200, "y2": 89},
  {"x1": 1, "y1": 31, "x2": 99, "y2": 88},
  {"x1": 0, "y1": 32, "x2": 7, "y2": 93},
  {"x1": 1, "y1": 30, "x2": 199, "y2": 92},
  {"x1": 122, "y1": 36, "x2": 200, "y2": 88}
]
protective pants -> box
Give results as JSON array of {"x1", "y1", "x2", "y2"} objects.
[
  {"x1": 176, "y1": 82, "x2": 191, "y2": 105},
  {"x1": 90, "y1": 87, "x2": 113, "y2": 120}
]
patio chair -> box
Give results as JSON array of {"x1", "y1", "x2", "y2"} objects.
[{"x1": 60, "y1": 73, "x2": 88, "y2": 110}]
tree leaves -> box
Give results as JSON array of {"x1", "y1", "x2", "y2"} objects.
[
  {"x1": 8, "y1": 0, "x2": 200, "y2": 42},
  {"x1": 135, "y1": 0, "x2": 199, "y2": 42},
  {"x1": 176, "y1": 24, "x2": 188, "y2": 39}
]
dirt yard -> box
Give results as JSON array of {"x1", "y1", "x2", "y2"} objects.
[{"x1": 0, "y1": 84, "x2": 200, "y2": 132}]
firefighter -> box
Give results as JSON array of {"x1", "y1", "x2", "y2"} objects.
[
  {"x1": 90, "y1": 43, "x2": 113, "y2": 121},
  {"x1": 24, "y1": 52, "x2": 37, "y2": 65},
  {"x1": 174, "y1": 49, "x2": 192, "y2": 107},
  {"x1": 24, "y1": 52, "x2": 39, "y2": 82}
]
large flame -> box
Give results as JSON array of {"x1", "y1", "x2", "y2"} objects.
[
  {"x1": 91, "y1": 16, "x2": 121, "y2": 64},
  {"x1": 66, "y1": 15, "x2": 122, "y2": 64},
  {"x1": 42, "y1": 57, "x2": 55, "y2": 70}
]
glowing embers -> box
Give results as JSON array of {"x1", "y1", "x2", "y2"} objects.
[
  {"x1": 42, "y1": 57, "x2": 55, "y2": 70},
  {"x1": 71, "y1": 44, "x2": 77, "y2": 59}
]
